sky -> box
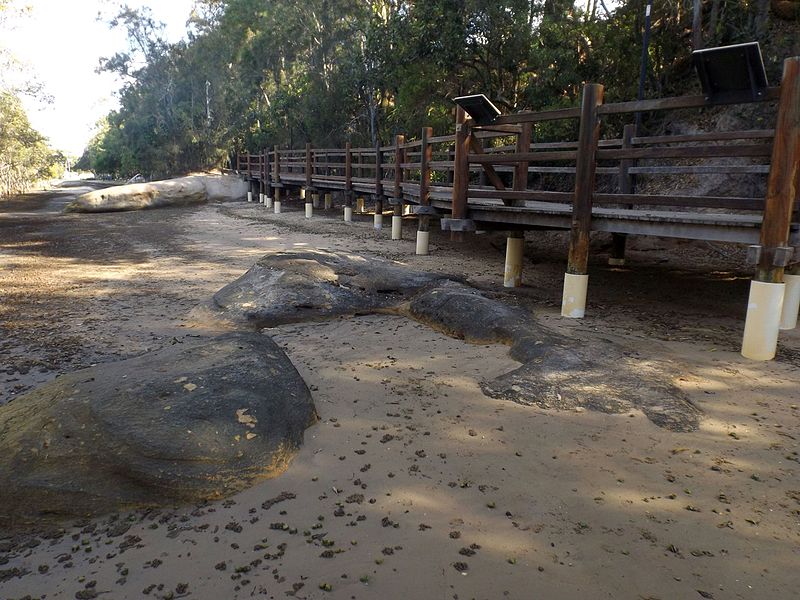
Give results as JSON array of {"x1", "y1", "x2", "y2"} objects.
[{"x1": 2, "y1": 0, "x2": 197, "y2": 157}]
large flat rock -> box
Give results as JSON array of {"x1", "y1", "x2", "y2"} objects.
[
  {"x1": 0, "y1": 333, "x2": 317, "y2": 528},
  {"x1": 64, "y1": 174, "x2": 249, "y2": 213},
  {"x1": 213, "y1": 249, "x2": 453, "y2": 327}
]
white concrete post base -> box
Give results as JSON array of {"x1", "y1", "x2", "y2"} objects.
[
  {"x1": 391, "y1": 216, "x2": 402, "y2": 240},
  {"x1": 741, "y1": 280, "x2": 784, "y2": 360},
  {"x1": 608, "y1": 257, "x2": 625, "y2": 267},
  {"x1": 247, "y1": 191, "x2": 253, "y2": 203},
  {"x1": 265, "y1": 197, "x2": 272, "y2": 209},
  {"x1": 503, "y1": 237, "x2": 524, "y2": 288},
  {"x1": 416, "y1": 231, "x2": 430, "y2": 256},
  {"x1": 305, "y1": 202, "x2": 313, "y2": 218},
  {"x1": 356, "y1": 197, "x2": 365, "y2": 213},
  {"x1": 780, "y1": 274, "x2": 800, "y2": 330},
  {"x1": 300, "y1": 188, "x2": 306, "y2": 200},
  {"x1": 273, "y1": 201, "x2": 281, "y2": 214},
  {"x1": 561, "y1": 273, "x2": 589, "y2": 318},
  {"x1": 312, "y1": 194, "x2": 319, "y2": 209},
  {"x1": 324, "y1": 193, "x2": 333, "y2": 210},
  {"x1": 374, "y1": 213, "x2": 383, "y2": 230},
  {"x1": 344, "y1": 206, "x2": 353, "y2": 222}
]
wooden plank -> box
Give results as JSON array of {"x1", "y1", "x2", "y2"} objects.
[
  {"x1": 567, "y1": 83, "x2": 604, "y2": 275},
  {"x1": 597, "y1": 87, "x2": 780, "y2": 115},
  {"x1": 631, "y1": 129, "x2": 774, "y2": 145},
  {"x1": 629, "y1": 165, "x2": 771, "y2": 175},
  {"x1": 757, "y1": 58, "x2": 800, "y2": 282},
  {"x1": 597, "y1": 143, "x2": 773, "y2": 161},
  {"x1": 472, "y1": 124, "x2": 522, "y2": 134},
  {"x1": 491, "y1": 106, "x2": 581, "y2": 125},
  {"x1": 470, "y1": 150, "x2": 577, "y2": 164},
  {"x1": 468, "y1": 189, "x2": 572, "y2": 202},
  {"x1": 594, "y1": 193, "x2": 764, "y2": 210}
]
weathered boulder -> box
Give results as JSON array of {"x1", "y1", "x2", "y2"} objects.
[
  {"x1": 0, "y1": 333, "x2": 317, "y2": 528},
  {"x1": 64, "y1": 174, "x2": 249, "y2": 213},
  {"x1": 212, "y1": 249, "x2": 454, "y2": 327}
]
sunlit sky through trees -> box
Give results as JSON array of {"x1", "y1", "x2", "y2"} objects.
[{"x1": 2, "y1": 0, "x2": 195, "y2": 156}]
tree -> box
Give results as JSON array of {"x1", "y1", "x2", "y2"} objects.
[{"x1": 82, "y1": 0, "x2": 795, "y2": 177}]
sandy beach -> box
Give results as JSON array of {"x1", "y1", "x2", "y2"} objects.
[{"x1": 0, "y1": 189, "x2": 798, "y2": 599}]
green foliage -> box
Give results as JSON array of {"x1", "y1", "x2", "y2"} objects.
[
  {"x1": 0, "y1": 0, "x2": 64, "y2": 195},
  {"x1": 82, "y1": 0, "x2": 793, "y2": 178},
  {"x1": 0, "y1": 91, "x2": 63, "y2": 195}
]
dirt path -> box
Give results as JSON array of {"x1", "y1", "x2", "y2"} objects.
[{"x1": 1, "y1": 190, "x2": 798, "y2": 599}]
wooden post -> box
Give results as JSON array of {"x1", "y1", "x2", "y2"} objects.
[
  {"x1": 511, "y1": 122, "x2": 532, "y2": 207},
  {"x1": 741, "y1": 57, "x2": 800, "y2": 359},
  {"x1": 610, "y1": 123, "x2": 636, "y2": 265},
  {"x1": 272, "y1": 146, "x2": 282, "y2": 210},
  {"x1": 394, "y1": 134, "x2": 405, "y2": 202},
  {"x1": 755, "y1": 57, "x2": 800, "y2": 284},
  {"x1": 392, "y1": 134, "x2": 405, "y2": 239},
  {"x1": 343, "y1": 142, "x2": 354, "y2": 221},
  {"x1": 264, "y1": 147, "x2": 271, "y2": 193},
  {"x1": 305, "y1": 143, "x2": 312, "y2": 190},
  {"x1": 417, "y1": 127, "x2": 433, "y2": 254},
  {"x1": 345, "y1": 142, "x2": 353, "y2": 205},
  {"x1": 374, "y1": 142, "x2": 384, "y2": 227},
  {"x1": 567, "y1": 83, "x2": 604, "y2": 275},
  {"x1": 451, "y1": 108, "x2": 470, "y2": 241},
  {"x1": 420, "y1": 127, "x2": 433, "y2": 209},
  {"x1": 261, "y1": 148, "x2": 267, "y2": 199},
  {"x1": 562, "y1": 83, "x2": 604, "y2": 318},
  {"x1": 447, "y1": 144, "x2": 455, "y2": 185}
]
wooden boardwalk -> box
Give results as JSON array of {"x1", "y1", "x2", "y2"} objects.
[{"x1": 234, "y1": 56, "x2": 800, "y2": 360}]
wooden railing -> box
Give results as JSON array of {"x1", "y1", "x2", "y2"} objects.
[{"x1": 235, "y1": 89, "x2": 784, "y2": 218}]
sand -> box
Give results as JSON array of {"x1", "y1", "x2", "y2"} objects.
[{"x1": 0, "y1": 187, "x2": 798, "y2": 599}]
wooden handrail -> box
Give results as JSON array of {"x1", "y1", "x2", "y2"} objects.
[{"x1": 234, "y1": 68, "x2": 794, "y2": 230}]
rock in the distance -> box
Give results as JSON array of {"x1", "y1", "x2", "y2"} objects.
[
  {"x1": 0, "y1": 332, "x2": 317, "y2": 528},
  {"x1": 64, "y1": 174, "x2": 249, "y2": 213}
]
